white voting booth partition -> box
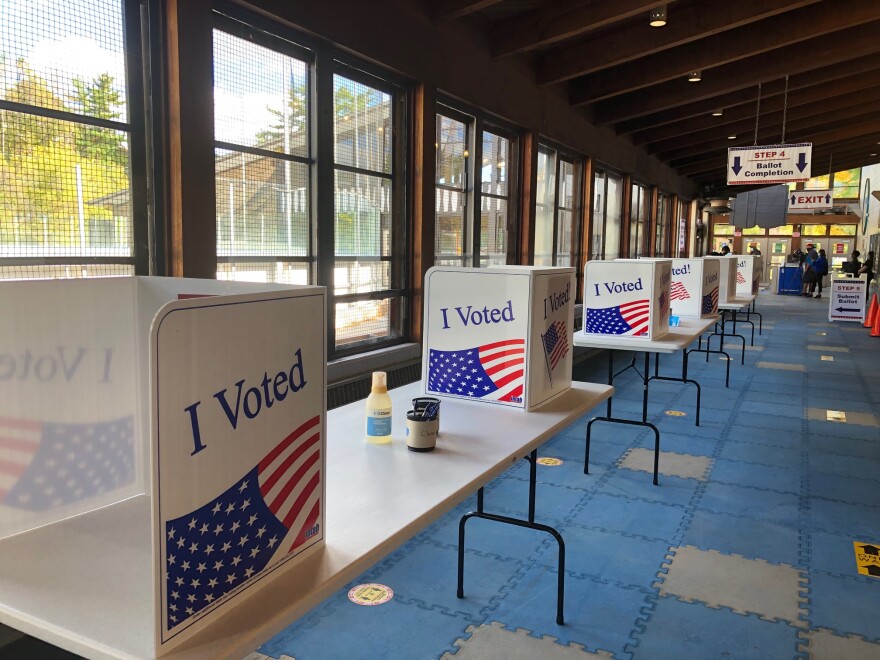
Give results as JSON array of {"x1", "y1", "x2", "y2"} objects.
[
  {"x1": 639, "y1": 258, "x2": 720, "y2": 318},
  {"x1": 717, "y1": 257, "x2": 738, "y2": 303},
  {"x1": 0, "y1": 277, "x2": 326, "y2": 658},
  {"x1": 583, "y1": 260, "x2": 671, "y2": 339},
  {"x1": 732, "y1": 254, "x2": 762, "y2": 297},
  {"x1": 422, "y1": 266, "x2": 575, "y2": 411}
]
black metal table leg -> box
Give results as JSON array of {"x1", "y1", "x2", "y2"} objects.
[{"x1": 457, "y1": 449, "x2": 567, "y2": 625}]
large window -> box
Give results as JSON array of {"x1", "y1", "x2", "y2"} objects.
[
  {"x1": 434, "y1": 104, "x2": 517, "y2": 268},
  {"x1": 654, "y1": 192, "x2": 671, "y2": 256},
  {"x1": 590, "y1": 167, "x2": 623, "y2": 260},
  {"x1": 628, "y1": 182, "x2": 650, "y2": 258},
  {"x1": 0, "y1": 0, "x2": 148, "y2": 280},
  {"x1": 534, "y1": 145, "x2": 580, "y2": 267},
  {"x1": 214, "y1": 15, "x2": 406, "y2": 355}
]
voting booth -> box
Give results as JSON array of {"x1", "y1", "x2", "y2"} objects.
[
  {"x1": 422, "y1": 266, "x2": 575, "y2": 411},
  {"x1": 0, "y1": 277, "x2": 326, "y2": 657},
  {"x1": 639, "y1": 258, "x2": 720, "y2": 318},
  {"x1": 733, "y1": 254, "x2": 762, "y2": 296},
  {"x1": 717, "y1": 257, "x2": 739, "y2": 303},
  {"x1": 583, "y1": 259, "x2": 671, "y2": 340}
]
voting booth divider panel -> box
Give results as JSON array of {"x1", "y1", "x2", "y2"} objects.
[
  {"x1": 0, "y1": 277, "x2": 326, "y2": 656},
  {"x1": 422, "y1": 266, "x2": 575, "y2": 411},
  {"x1": 583, "y1": 260, "x2": 672, "y2": 340}
]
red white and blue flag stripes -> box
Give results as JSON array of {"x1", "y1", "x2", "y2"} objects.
[
  {"x1": 586, "y1": 299, "x2": 650, "y2": 336},
  {"x1": 0, "y1": 416, "x2": 134, "y2": 510},
  {"x1": 670, "y1": 281, "x2": 690, "y2": 301},
  {"x1": 164, "y1": 414, "x2": 321, "y2": 630},
  {"x1": 541, "y1": 320, "x2": 569, "y2": 376},
  {"x1": 702, "y1": 287, "x2": 719, "y2": 315},
  {"x1": 427, "y1": 339, "x2": 525, "y2": 402}
]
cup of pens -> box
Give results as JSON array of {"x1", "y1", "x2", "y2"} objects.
[{"x1": 406, "y1": 397, "x2": 441, "y2": 452}]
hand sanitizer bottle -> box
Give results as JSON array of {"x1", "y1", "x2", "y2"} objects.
[{"x1": 365, "y1": 371, "x2": 392, "y2": 443}]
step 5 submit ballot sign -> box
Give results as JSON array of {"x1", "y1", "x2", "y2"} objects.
[
  {"x1": 727, "y1": 143, "x2": 812, "y2": 185},
  {"x1": 828, "y1": 277, "x2": 866, "y2": 323}
]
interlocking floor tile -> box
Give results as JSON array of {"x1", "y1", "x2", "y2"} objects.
[
  {"x1": 808, "y1": 572, "x2": 880, "y2": 641},
  {"x1": 571, "y1": 492, "x2": 687, "y2": 542},
  {"x1": 619, "y1": 447, "x2": 712, "y2": 481},
  {"x1": 682, "y1": 510, "x2": 801, "y2": 567},
  {"x1": 443, "y1": 621, "x2": 614, "y2": 659},
  {"x1": 709, "y1": 458, "x2": 802, "y2": 494},
  {"x1": 632, "y1": 595, "x2": 799, "y2": 660},
  {"x1": 800, "y1": 628, "x2": 880, "y2": 660},
  {"x1": 699, "y1": 482, "x2": 800, "y2": 525},
  {"x1": 654, "y1": 546, "x2": 806, "y2": 626}
]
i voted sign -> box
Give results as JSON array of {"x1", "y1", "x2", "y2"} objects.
[{"x1": 584, "y1": 260, "x2": 671, "y2": 340}]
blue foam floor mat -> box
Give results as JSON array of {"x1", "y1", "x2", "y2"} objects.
[{"x1": 257, "y1": 292, "x2": 880, "y2": 660}]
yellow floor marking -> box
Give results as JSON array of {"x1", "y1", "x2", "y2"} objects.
[
  {"x1": 826, "y1": 410, "x2": 846, "y2": 422},
  {"x1": 756, "y1": 361, "x2": 805, "y2": 372},
  {"x1": 536, "y1": 457, "x2": 563, "y2": 466},
  {"x1": 820, "y1": 355, "x2": 834, "y2": 361},
  {"x1": 805, "y1": 408, "x2": 879, "y2": 427},
  {"x1": 348, "y1": 583, "x2": 394, "y2": 606},
  {"x1": 853, "y1": 542, "x2": 880, "y2": 579},
  {"x1": 665, "y1": 410, "x2": 687, "y2": 417}
]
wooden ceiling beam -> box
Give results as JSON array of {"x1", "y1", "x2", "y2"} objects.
[
  {"x1": 537, "y1": 0, "x2": 818, "y2": 86},
  {"x1": 680, "y1": 132, "x2": 880, "y2": 179},
  {"x1": 591, "y1": 22, "x2": 880, "y2": 123},
  {"x1": 571, "y1": 0, "x2": 880, "y2": 105},
  {"x1": 435, "y1": 0, "x2": 502, "y2": 20},
  {"x1": 491, "y1": 0, "x2": 667, "y2": 58},
  {"x1": 614, "y1": 51, "x2": 880, "y2": 133},
  {"x1": 633, "y1": 72, "x2": 880, "y2": 147},
  {"x1": 661, "y1": 108, "x2": 880, "y2": 164}
]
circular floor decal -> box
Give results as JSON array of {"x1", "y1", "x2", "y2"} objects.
[
  {"x1": 665, "y1": 410, "x2": 687, "y2": 417},
  {"x1": 536, "y1": 457, "x2": 564, "y2": 466},
  {"x1": 348, "y1": 583, "x2": 394, "y2": 606}
]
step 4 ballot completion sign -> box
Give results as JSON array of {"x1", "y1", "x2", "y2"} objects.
[
  {"x1": 727, "y1": 143, "x2": 812, "y2": 185},
  {"x1": 828, "y1": 277, "x2": 866, "y2": 323}
]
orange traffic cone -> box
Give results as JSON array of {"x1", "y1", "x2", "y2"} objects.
[
  {"x1": 864, "y1": 293, "x2": 878, "y2": 328},
  {"x1": 872, "y1": 300, "x2": 880, "y2": 337}
]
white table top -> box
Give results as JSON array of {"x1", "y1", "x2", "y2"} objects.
[
  {"x1": 0, "y1": 380, "x2": 613, "y2": 660},
  {"x1": 719, "y1": 295, "x2": 757, "y2": 310},
  {"x1": 572, "y1": 316, "x2": 718, "y2": 354}
]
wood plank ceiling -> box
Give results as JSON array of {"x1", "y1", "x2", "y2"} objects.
[{"x1": 436, "y1": 0, "x2": 880, "y2": 197}]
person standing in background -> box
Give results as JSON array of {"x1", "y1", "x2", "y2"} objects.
[
  {"x1": 858, "y1": 250, "x2": 875, "y2": 301},
  {"x1": 813, "y1": 249, "x2": 828, "y2": 298}
]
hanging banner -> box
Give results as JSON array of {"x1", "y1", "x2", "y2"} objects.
[
  {"x1": 789, "y1": 189, "x2": 832, "y2": 213},
  {"x1": 727, "y1": 143, "x2": 812, "y2": 185}
]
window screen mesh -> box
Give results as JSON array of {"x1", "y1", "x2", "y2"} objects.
[
  {"x1": 1, "y1": 0, "x2": 135, "y2": 280},
  {"x1": 213, "y1": 31, "x2": 308, "y2": 158},
  {"x1": 213, "y1": 29, "x2": 312, "y2": 284},
  {"x1": 333, "y1": 75, "x2": 391, "y2": 174},
  {"x1": 534, "y1": 147, "x2": 555, "y2": 267},
  {"x1": 435, "y1": 114, "x2": 468, "y2": 265},
  {"x1": 333, "y1": 74, "x2": 397, "y2": 347},
  {"x1": 556, "y1": 159, "x2": 575, "y2": 266},
  {"x1": 481, "y1": 132, "x2": 508, "y2": 197}
]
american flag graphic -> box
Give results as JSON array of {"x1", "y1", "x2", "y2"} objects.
[
  {"x1": 658, "y1": 290, "x2": 669, "y2": 318},
  {"x1": 164, "y1": 414, "x2": 322, "y2": 631},
  {"x1": 736, "y1": 271, "x2": 746, "y2": 284},
  {"x1": 0, "y1": 416, "x2": 134, "y2": 511},
  {"x1": 702, "y1": 287, "x2": 719, "y2": 315},
  {"x1": 585, "y1": 300, "x2": 650, "y2": 336},
  {"x1": 670, "y1": 281, "x2": 691, "y2": 301},
  {"x1": 427, "y1": 339, "x2": 525, "y2": 403},
  {"x1": 541, "y1": 320, "x2": 570, "y2": 376}
]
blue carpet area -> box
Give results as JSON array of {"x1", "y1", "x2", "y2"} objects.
[{"x1": 259, "y1": 292, "x2": 880, "y2": 659}]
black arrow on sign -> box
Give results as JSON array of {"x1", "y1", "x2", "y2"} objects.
[
  {"x1": 860, "y1": 544, "x2": 880, "y2": 556},
  {"x1": 835, "y1": 307, "x2": 861, "y2": 312},
  {"x1": 862, "y1": 564, "x2": 880, "y2": 576}
]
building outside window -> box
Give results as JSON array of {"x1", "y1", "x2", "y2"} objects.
[
  {"x1": 534, "y1": 144, "x2": 580, "y2": 267},
  {"x1": 590, "y1": 166, "x2": 623, "y2": 260},
  {"x1": 434, "y1": 103, "x2": 517, "y2": 268},
  {"x1": 213, "y1": 13, "x2": 406, "y2": 355},
  {"x1": 628, "y1": 182, "x2": 649, "y2": 258},
  {"x1": 0, "y1": 0, "x2": 149, "y2": 280}
]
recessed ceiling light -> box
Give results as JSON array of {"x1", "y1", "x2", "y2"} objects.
[
  {"x1": 728, "y1": 135, "x2": 737, "y2": 140},
  {"x1": 649, "y1": 5, "x2": 667, "y2": 27},
  {"x1": 871, "y1": 153, "x2": 878, "y2": 157},
  {"x1": 712, "y1": 109, "x2": 723, "y2": 117},
  {"x1": 688, "y1": 71, "x2": 702, "y2": 83}
]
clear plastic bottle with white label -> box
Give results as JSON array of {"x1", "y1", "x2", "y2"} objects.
[{"x1": 365, "y1": 371, "x2": 393, "y2": 443}]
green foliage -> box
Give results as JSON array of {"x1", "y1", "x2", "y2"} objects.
[
  {"x1": 0, "y1": 63, "x2": 129, "y2": 247},
  {"x1": 255, "y1": 81, "x2": 308, "y2": 149}
]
